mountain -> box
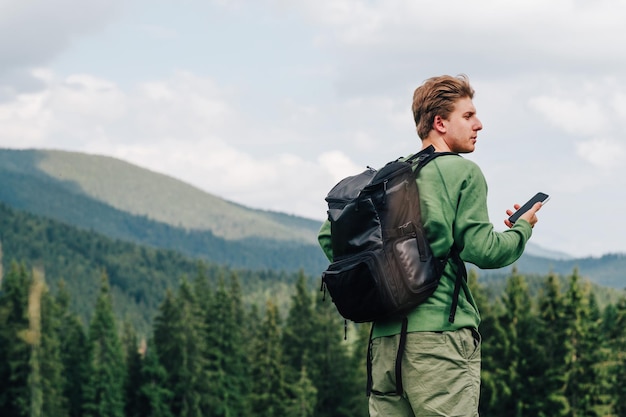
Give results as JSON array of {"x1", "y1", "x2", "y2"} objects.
[
  {"x1": 475, "y1": 252, "x2": 626, "y2": 290},
  {"x1": 523, "y1": 242, "x2": 573, "y2": 260},
  {"x1": 0, "y1": 148, "x2": 319, "y2": 242},
  {"x1": 0, "y1": 148, "x2": 624, "y2": 291},
  {"x1": 0, "y1": 148, "x2": 328, "y2": 275}
]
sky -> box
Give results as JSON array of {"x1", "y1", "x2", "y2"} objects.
[{"x1": 1, "y1": 0, "x2": 626, "y2": 259}]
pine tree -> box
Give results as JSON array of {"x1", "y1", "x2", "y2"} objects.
[
  {"x1": 556, "y1": 269, "x2": 615, "y2": 416},
  {"x1": 611, "y1": 295, "x2": 626, "y2": 415},
  {"x1": 285, "y1": 364, "x2": 318, "y2": 417},
  {"x1": 202, "y1": 272, "x2": 250, "y2": 416},
  {"x1": 56, "y1": 281, "x2": 90, "y2": 417},
  {"x1": 479, "y1": 299, "x2": 509, "y2": 416},
  {"x1": 38, "y1": 273, "x2": 69, "y2": 417},
  {"x1": 516, "y1": 276, "x2": 552, "y2": 417},
  {"x1": 152, "y1": 289, "x2": 179, "y2": 416},
  {"x1": 562, "y1": 269, "x2": 593, "y2": 416},
  {"x1": 122, "y1": 321, "x2": 143, "y2": 417},
  {"x1": 346, "y1": 322, "x2": 372, "y2": 417},
  {"x1": 473, "y1": 269, "x2": 509, "y2": 416},
  {"x1": 535, "y1": 273, "x2": 570, "y2": 416},
  {"x1": 136, "y1": 340, "x2": 173, "y2": 417},
  {"x1": 282, "y1": 272, "x2": 315, "y2": 386},
  {"x1": 0, "y1": 265, "x2": 69, "y2": 417},
  {"x1": 482, "y1": 270, "x2": 542, "y2": 416},
  {"x1": 82, "y1": 272, "x2": 126, "y2": 417},
  {"x1": 0, "y1": 262, "x2": 33, "y2": 417},
  {"x1": 153, "y1": 280, "x2": 209, "y2": 417},
  {"x1": 249, "y1": 300, "x2": 289, "y2": 417},
  {"x1": 581, "y1": 290, "x2": 614, "y2": 416},
  {"x1": 24, "y1": 267, "x2": 45, "y2": 417},
  {"x1": 309, "y1": 290, "x2": 362, "y2": 417}
]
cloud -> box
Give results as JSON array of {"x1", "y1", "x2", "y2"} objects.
[
  {"x1": 576, "y1": 138, "x2": 626, "y2": 169},
  {"x1": 299, "y1": 0, "x2": 626, "y2": 56},
  {"x1": 254, "y1": 0, "x2": 626, "y2": 101},
  {"x1": 0, "y1": 70, "x2": 128, "y2": 147},
  {"x1": 0, "y1": 0, "x2": 123, "y2": 97},
  {"x1": 138, "y1": 24, "x2": 179, "y2": 40},
  {"x1": 528, "y1": 95, "x2": 608, "y2": 137},
  {"x1": 612, "y1": 92, "x2": 626, "y2": 119},
  {"x1": 318, "y1": 150, "x2": 363, "y2": 184}
]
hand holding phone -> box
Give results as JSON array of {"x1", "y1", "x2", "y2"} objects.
[{"x1": 507, "y1": 192, "x2": 550, "y2": 224}]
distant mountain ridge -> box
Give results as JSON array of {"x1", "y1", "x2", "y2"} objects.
[
  {"x1": 0, "y1": 148, "x2": 320, "y2": 243},
  {"x1": 522, "y1": 242, "x2": 573, "y2": 261},
  {"x1": 0, "y1": 147, "x2": 624, "y2": 290}
]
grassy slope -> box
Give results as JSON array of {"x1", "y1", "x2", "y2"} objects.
[{"x1": 3, "y1": 148, "x2": 320, "y2": 244}]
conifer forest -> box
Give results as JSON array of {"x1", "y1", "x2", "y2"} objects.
[{"x1": 1, "y1": 260, "x2": 626, "y2": 417}]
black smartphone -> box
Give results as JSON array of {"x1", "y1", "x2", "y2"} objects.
[{"x1": 508, "y1": 192, "x2": 550, "y2": 224}]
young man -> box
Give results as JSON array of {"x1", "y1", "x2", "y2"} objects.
[{"x1": 318, "y1": 74, "x2": 542, "y2": 416}]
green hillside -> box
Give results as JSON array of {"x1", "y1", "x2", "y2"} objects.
[
  {"x1": 0, "y1": 148, "x2": 321, "y2": 243},
  {"x1": 0, "y1": 148, "x2": 328, "y2": 275}
]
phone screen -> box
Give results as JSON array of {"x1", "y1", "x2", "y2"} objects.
[{"x1": 508, "y1": 192, "x2": 550, "y2": 223}]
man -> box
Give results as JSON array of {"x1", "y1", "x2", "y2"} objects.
[{"x1": 318, "y1": 74, "x2": 542, "y2": 416}]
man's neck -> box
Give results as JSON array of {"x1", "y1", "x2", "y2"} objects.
[{"x1": 421, "y1": 136, "x2": 451, "y2": 153}]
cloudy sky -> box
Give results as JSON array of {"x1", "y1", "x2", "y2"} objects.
[{"x1": 1, "y1": 0, "x2": 625, "y2": 258}]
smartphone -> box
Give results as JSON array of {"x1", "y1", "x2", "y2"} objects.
[{"x1": 508, "y1": 192, "x2": 550, "y2": 224}]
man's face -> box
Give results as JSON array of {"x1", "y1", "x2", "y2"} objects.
[{"x1": 442, "y1": 97, "x2": 482, "y2": 154}]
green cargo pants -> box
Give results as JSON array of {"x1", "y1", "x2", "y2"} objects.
[{"x1": 368, "y1": 328, "x2": 481, "y2": 417}]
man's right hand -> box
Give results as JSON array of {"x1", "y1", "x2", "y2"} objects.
[{"x1": 504, "y1": 202, "x2": 542, "y2": 228}]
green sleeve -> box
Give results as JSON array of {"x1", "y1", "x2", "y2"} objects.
[
  {"x1": 452, "y1": 161, "x2": 533, "y2": 269},
  {"x1": 317, "y1": 219, "x2": 333, "y2": 262}
]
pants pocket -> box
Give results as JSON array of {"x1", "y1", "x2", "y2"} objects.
[{"x1": 456, "y1": 327, "x2": 481, "y2": 360}]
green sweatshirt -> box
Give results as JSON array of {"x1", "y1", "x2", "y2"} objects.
[{"x1": 317, "y1": 153, "x2": 533, "y2": 338}]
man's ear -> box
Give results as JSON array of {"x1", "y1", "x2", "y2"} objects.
[{"x1": 433, "y1": 115, "x2": 446, "y2": 134}]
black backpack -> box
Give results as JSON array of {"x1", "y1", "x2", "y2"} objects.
[{"x1": 320, "y1": 145, "x2": 467, "y2": 395}]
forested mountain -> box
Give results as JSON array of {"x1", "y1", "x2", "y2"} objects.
[
  {"x1": 477, "y1": 252, "x2": 626, "y2": 290},
  {"x1": 0, "y1": 201, "x2": 306, "y2": 334},
  {"x1": 0, "y1": 148, "x2": 328, "y2": 275}
]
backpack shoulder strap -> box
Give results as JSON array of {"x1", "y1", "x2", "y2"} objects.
[
  {"x1": 448, "y1": 249, "x2": 468, "y2": 323},
  {"x1": 405, "y1": 145, "x2": 459, "y2": 173}
]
